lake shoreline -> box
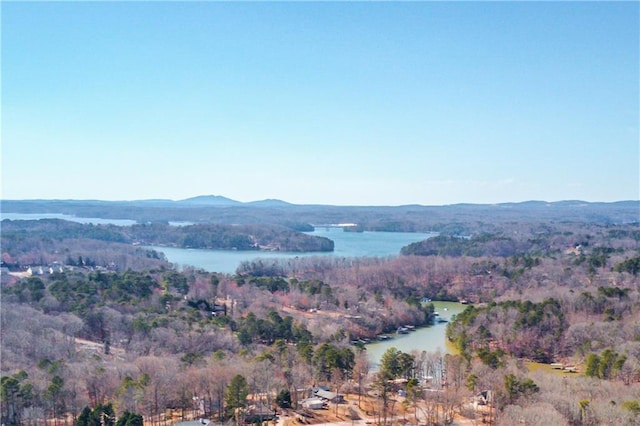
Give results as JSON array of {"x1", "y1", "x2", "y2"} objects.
[
  {"x1": 364, "y1": 301, "x2": 468, "y2": 366},
  {"x1": 145, "y1": 228, "x2": 434, "y2": 274}
]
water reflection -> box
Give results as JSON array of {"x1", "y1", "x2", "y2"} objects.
[{"x1": 364, "y1": 301, "x2": 468, "y2": 368}]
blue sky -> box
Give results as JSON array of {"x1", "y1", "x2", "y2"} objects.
[{"x1": 2, "y1": 1, "x2": 638, "y2": 206}]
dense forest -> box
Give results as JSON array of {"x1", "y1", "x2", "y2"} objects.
[
  {"x1": 1, "y1": 201, "x2": 640, "y2": 425},
  {"x1": 3, "y1": 198, "x2": 638, "y2": 233},
  {"x1": 0, "y1": 220, "x2": 334, "y2": 266}
]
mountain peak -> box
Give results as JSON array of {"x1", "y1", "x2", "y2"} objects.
[
  {"x1": 178, "y1": 195, "x2": 241, "y2": 206},
  {"x1": 247, "y1": 198, "x2": 293, "y2": 207}
]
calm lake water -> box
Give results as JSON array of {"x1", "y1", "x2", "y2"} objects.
[
  {"x1": 365, "y1": 301, "x2": 467, "y2": 367},
  {"x1": 149, "y1": 227, "x2": 434, "y2": 274},
  {"x1": 1, "y1": 212, "x2": 195, "y2": 227},
  {"x1": 1, "y1": 212, "x2": 139, "y2": 226}
]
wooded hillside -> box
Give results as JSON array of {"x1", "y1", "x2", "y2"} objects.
[{"x1": 1, "y1": 202, "x2": 639, "y2": 425}]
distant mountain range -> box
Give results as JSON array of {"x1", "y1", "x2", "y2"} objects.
[
  {"x1": 1, "y1": 197, "x2": 638, "y2": 232},
  {"x1": 5, "y1": 195, "x2": 637, "y2": 209},
  {"x1": 177, "y1": 195, "x2": 292, "y2": 207},
  {"x1": 175, "y1": 195, "x2": 240, "y2": 206}
]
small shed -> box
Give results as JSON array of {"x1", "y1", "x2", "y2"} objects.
[{"x1": 300, "y1": 397, "x2": 325, "y2": 410}]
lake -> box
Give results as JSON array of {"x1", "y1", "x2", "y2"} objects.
[
  {"x1": 147, "y1": 229, "x2": 463, "y2": 365},
  {"x1": 0, "y1": 212, "x2": 139, "y2": 226},
  {"x1": 3, "y1": 213, "x2": 449, "y2": 360},
  {"x1": 0, "y1": 213, "x2": 433, "y2": 273},
  {"x1": 149, "y1": 229, "x2": 460, "y2": 364},
  {"x1": 0, "y1": 212, "x2": 197, "y2": 227},
  {"x1": 365, "y1": 301, "x2": 468, "y2": 367},
  {"x1": 149, "y1": 227, "x2": 434, "y2": 274}
]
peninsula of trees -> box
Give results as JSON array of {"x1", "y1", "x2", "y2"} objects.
[{"x1": 1, "y1": 220, "x2": 334, "y2": 260}]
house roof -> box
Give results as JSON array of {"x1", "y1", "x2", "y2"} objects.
[
  {"x1": 300, "y1": 397, "x2": 325, "y2": 406},
  {"x1": 315, "y1": 389, "x2": 339, "y2": 401}
]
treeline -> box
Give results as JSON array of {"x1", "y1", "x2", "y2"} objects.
[
  {"x1": 0, "y1": 235, "x2": 168, "y2": 272},
  {"x1": 1, "y1": 219, "x2": 335, "y2": 252},
  {"x1": 401, "y1": 225, "x2": 640, "y2": 258},
  {"x1": 446, "y1": 299, "x2": 568, "y2": 363},
  {"x1": 401, "y1": 234, "x2": 529, "y2": 257},
  {"x1": 3, "y1": 199, "x2": 639, "y2": 233},
  {"x1": 128, "y1": 222, "x2": 334, "y2": 252}
]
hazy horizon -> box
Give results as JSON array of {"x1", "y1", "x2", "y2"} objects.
[
  {"x1": 2, "y1": 194, "x2": 638, "y2": 209},
  {"x1": 2, "y1": 2, "x2": 638, "y2": 205}
]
